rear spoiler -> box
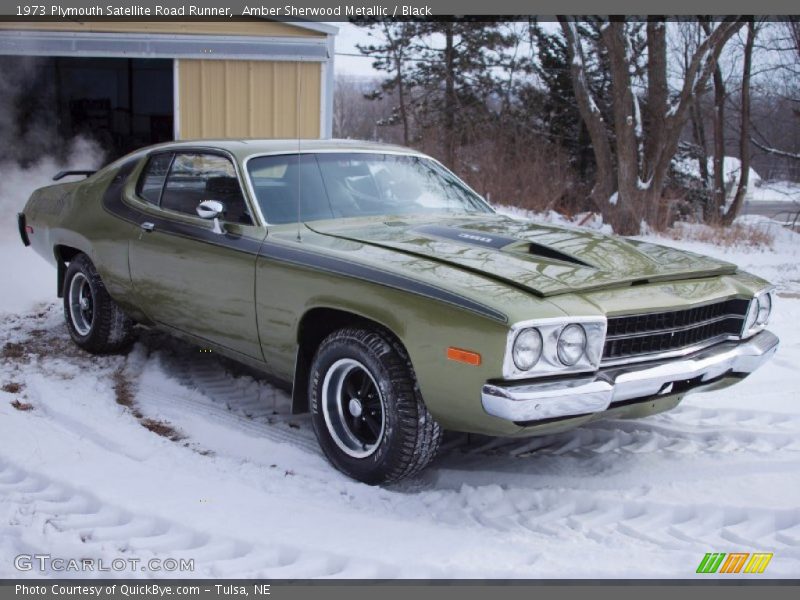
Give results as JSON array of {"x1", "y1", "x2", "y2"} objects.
[{"x1": 53, "y1": 170, "x2": 95, "y2": 181}]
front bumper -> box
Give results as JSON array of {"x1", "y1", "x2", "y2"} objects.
[{"x1": 481, "y1": 330, "x2": 779, "y2": 424}]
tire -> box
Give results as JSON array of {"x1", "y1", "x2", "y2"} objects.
[
  {"x1": 62, "y1": 253, "x2": 135, "y2": 354},
  {"x1": 309, "y1": 327, "x2": 442, "y2": 485}
]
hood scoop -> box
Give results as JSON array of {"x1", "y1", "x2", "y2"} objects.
[
  {"x1": 412, "y1": 224, "x2": 592, "y2": 267},
  {"x1": 519, "y1": 241, "x2": 592, "y2": 268}
]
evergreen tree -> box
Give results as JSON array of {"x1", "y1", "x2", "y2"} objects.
[
  {"x1": 409, "y1": 21, "x2": 516, "y2": 167},
  {"x1": 355, "y1": 21, "x2": 419, "y2": 146}
]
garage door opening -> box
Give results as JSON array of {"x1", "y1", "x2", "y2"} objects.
[{"x1": 0, "y1": 56, "x2": 173, "y2": 165}]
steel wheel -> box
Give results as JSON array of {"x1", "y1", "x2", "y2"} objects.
[
  {"x1": 68, "y1": 272, "x2": 94, "y2": 336},
  {"x1": 310, "y1": 327, "x2": 443, "y2": 484},
  {"x1": 321, "y1": 358, "x2": 386, "y2": 459}
]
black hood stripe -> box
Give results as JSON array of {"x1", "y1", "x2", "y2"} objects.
[
  {"x1": 412, "y1": 224, "x2": 592, "y2": 267},
  {"x1": 413, "y1": 224, "x2": 518, "y2": 250},
  {"x1": 101, "y1": 168, "x2": 506, "y2": 323}
]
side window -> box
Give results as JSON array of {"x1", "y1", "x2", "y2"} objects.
[
  {"x1": 136, "y1": 153, "x2": 173, "y2": 205},
  {"x1": 247, "y1": 154, "x2": 333, "y2": 224},
  {"x1": 160, "y1": 153, "x2": 253, "y2": 224}
]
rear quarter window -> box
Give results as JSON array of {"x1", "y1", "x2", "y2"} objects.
[{"x1": 136, "y1": 153, "x2": 173, "y2": 205}]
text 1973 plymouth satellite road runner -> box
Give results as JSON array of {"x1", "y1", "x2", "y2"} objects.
[{"x1": 18, "y1": 139, "x2": 779, "y2": 484}]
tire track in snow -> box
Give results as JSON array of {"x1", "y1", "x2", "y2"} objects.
[
  {"x1": 0, "y1": 457, "x2": 403, "y2": 578},
  {"x1": 127, "y1": 339, "x2": 320, "y2": 456},
  {"x1": 438, "y1": 406, "x2": 800, "y2": 459},
  {"x1": 426, "y1": 407, "x2": 800, "y2": 559},
  {"x1": 411, "y1": 483, "x2": 800, "y2": 559}
]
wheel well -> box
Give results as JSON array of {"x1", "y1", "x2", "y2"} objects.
[
  {"x1": 291, "y1": 308, "x2": 402, "y2": 415},
  {"x1": 53, "y1": 245, "x2": 83, "y2": 298}
]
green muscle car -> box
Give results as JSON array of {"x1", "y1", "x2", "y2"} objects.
[{"x1": 18, "y1": 139, "x2": 779, "y2": 484}]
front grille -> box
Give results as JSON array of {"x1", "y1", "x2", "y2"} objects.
[{"x1": 602, "y1": 299, "x2": 749, "y2": 363}]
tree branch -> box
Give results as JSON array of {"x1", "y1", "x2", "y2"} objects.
[{"x1": 751, "y1": 137, "x2": 800, "y2": 160}]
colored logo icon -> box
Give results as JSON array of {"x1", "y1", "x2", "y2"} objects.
[{"x1": 696, "y1": 552, "x2": 773, "y2": 574}]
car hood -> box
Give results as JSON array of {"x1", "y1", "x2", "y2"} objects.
[{"x1": 307, "y1": 214, "x2": 738, "y2": 297}]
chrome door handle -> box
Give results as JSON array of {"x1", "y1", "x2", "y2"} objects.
[{"x1": 140, "y1": 222, "x2": 155, "y2": 232}]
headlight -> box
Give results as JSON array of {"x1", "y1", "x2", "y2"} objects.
[
  {"x1": 756, "y1": 292, "x2": 772, "y2": 325},
  {"x1": 502, "y1": 317, "x2": 606, "y2": 380},
  {"x1": 557, "y1": 324, "x2": 587, "y2": 366},
  {"x1": 745, "y1": 299, "x2": 759, "y2": 331},
  {"x1": 512, "y1": 328, "x2": 543, "y2": 371},
  {"x1": 743, "y1": 288, "x2": 774, "y2": 338}
]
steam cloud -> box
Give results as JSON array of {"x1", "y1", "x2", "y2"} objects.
[{"x1": 0, "y1": 56, "x2": 105, "y2": 236}]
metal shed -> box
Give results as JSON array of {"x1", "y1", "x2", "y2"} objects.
[{"x1": 0, "y1": 19, "x2": 336, "y2": 158}]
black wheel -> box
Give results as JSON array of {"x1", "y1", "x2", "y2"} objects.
[
  {"x1": 309, "y1": 327, "x2": 443, "y2": 485},
  {"x1": 63, "y1": 253, "x2": 134, "y2": 354}
]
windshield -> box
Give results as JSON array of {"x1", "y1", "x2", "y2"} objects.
[{"x1": 246, "y1": 152, "x2": 493, "y2": 224}]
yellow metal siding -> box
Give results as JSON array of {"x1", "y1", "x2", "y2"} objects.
[
  {"x1": 178, "y1": 59, "x2": 321, "y2": 139},
  {"x1": 0, "y1": 21, "x2": 323, "y2": 37}
]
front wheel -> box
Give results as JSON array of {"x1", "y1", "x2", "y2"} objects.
[
  {"x1": 309, "y1": 327, "x2": 442, "y2": 484},
  {"x1": 63, "y1": 253, "x2": 135, "y2": 354}
]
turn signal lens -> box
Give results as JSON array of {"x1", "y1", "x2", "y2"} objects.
[{"x1": 447, "y1": 347, "x2": 482, "y2": 366}]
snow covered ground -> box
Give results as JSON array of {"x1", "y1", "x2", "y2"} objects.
[
  {"x1": 749, "y1": 180, "x2": 800, "y2": 205},
  {"x1": 672, "y1": 153, "x2": 800, "y2": 216},
  {"x1": 2, "y1": 182, "x2": 799, "y2": 579}
]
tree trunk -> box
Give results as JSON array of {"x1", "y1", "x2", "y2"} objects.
[
  {"x1": 558, "y1": 18, "x2": 615, "y2": 216},
  {"x1": 710, "y1": 65, "x2": 726, "y2": 222},
  {"x1": 722, "y1": 18, "x2": 755, "y2": 225},
  {"x1": 685, "y1": 25, "x2": 711, "y2": 191},
  {"x1": 690, "y1": 101, "x2": 710, "y2": 186},
  {"x1": 603, "y1": 20, "x2": 643, "y2": 234},
  {"x1": 395, "y1": 55, "x2": 409, "y2": 146},
  {"x1": 443, "y1": 24, "x2": 456, "y2": 167},
  {"x1": 559, "y1": 17, "x2": 743, "y2": 234},
  {"x1": 699, "y1": 19, "x2": 727, "y2": 223}
]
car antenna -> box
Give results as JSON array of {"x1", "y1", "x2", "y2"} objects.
[{"x1": 296, "y1": 64, "x2": 302, "y2": 242}]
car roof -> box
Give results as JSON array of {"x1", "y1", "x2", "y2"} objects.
[{"x1": 144, "y1": 138, "x2": 424, "y2": 160}]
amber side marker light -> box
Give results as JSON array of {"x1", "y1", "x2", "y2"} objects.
[{"x1": 447, "y1": 347, "x2": 482, "y2": 366}]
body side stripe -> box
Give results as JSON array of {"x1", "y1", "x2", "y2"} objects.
[{"x1": 101, "y1": 166, "x2": 507, "y2": 323}]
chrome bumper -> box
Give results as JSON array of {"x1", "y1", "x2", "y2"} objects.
[{"x1": 481, "y1": 330, "x2": 779, "y2": 423}]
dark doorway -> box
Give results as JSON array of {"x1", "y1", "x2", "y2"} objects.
[{"x1": 0, "y1": 56, "x2": 173, "y2": 165}]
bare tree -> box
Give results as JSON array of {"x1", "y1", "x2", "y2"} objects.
[
  {"x1": 559, "y1": 17, "x2": 745, "y2": 233},
  {"x1": 677, "y1": 23, "x2": 711, "y2": 186},
  {"x1": 699, "y1": 18, "x2": 730, "y2": 222},
  {"x1": 723, "y1": 18, "x2": 756, "y2": 225}
]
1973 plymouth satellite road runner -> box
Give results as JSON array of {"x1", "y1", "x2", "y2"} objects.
[{"x1": 18, "y1": 139, "x2": 779, "y2": 483}]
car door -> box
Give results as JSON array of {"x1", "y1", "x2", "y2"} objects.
[{"x1": 127, "y1": 149, "x2": 266, "y2": 361}]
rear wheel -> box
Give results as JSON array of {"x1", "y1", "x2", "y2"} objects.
[
  {"x1": 309, "y1": 327, "x2": 442, "y2": 484},
  {"x1": 63, "y1": 253, "x2": 134, "y2": 354}
]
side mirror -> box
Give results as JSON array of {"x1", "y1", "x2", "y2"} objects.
[{"x1": 197, "y1": 200, "x2": 225, "y2": 234}]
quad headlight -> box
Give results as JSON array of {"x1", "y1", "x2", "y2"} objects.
[
  {"x1": 557, "y1": 324, "x2": 587, "y2": 366},
  {"x1": 512, "y1": 328, "x2": 543, "y2": 371},
  {"x1": 503, "y1": 317, "x2": 606, "y2": 380},
  {"x1": 756, "y1": 291, "x2": 772, "y2": 325},
  {"x1": 744, "y1": 288, "x2": 774, "y2": 337}
]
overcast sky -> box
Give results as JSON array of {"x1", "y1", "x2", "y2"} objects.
[{"x1": 329, "y1": 22, "x2": 380, "y2": 78}]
